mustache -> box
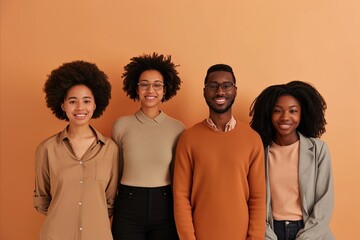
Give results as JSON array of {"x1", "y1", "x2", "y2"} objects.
[{"x1": 213, "y1": 94, "x2": 228, "y2": 99}]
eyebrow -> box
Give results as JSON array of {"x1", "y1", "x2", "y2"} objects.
[
  {"x1": 66, "y1": 96, "x2": 93, "y2": 100},
  {"x1": 207, "y1": 81, "x2": 233, "y2": 84},
  {"x1": 274, "y1": 104, "x2": 299, "y2": 108},
  {"x1": 139, "y1": 80, "x2": 163, "y2": 82}
]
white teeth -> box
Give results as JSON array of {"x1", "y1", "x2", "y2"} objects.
[
  {"x1": 279, "y1": 124, "x2": 291, "y2": 129},
  {"x1": 146, "y1": 96, "x2": 156, "y2": 99},
  {"x1": 215, "y1": 99, "x2": 226, "y2": 104},
  {"x1": 75, "y1": 114, "x2": 86, "y2": 117}
]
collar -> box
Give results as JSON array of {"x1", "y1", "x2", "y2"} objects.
[
  {"x1": 58, "y1": 125, "x2": 106, "y2": 144},
  {"x1": 135, "y1": 109, "x2": 166, "y2": 124},
  {"x1": 206, "y1": 116, "x2": 237, "y2": 132}
]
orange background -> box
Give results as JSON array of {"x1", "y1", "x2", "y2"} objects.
[{"x1": 1, "y1": 0, "x2": 359, "y2": 239}]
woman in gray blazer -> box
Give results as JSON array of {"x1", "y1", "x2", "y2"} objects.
[{"x1": 249, "y1": 81, "x2": 334, "y2": 240}]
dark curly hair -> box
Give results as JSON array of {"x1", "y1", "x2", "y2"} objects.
[
  {"x1": 249, "y1": 80, "x2": 327, "y2": 147},
  {"x1": 122, "y1": 52, "x2": 181, "y2": 102},
  {"x1": 44, "y1": 60, "x2": 111, "y2": 121}
]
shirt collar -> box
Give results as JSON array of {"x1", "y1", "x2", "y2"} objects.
[
  {"x1": 135, "y1": 109, "x2": 166, "y2": 124},
  {"x1": 58, "y1": 125, "x2": 106, "y2": 144},
  {"x1": 206, "y1": 116, "x2": 237, "y2": 132}
]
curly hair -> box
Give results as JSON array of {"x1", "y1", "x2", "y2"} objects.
[
  {"x1": 122, "y1": 52, "x2": 181, "y2": 102},
  {"x1": 249, "y1": 80, "x2": 327, "y2": 147},
  {"x1": 44, "y1": 60, "x2": 111, "y2": 121}
]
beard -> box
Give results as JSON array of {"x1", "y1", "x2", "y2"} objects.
[{"x1": 206, "y1": 98, "x2": 235, "y2": 114}]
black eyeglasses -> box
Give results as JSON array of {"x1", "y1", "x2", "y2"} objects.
[
  {"x1": 137, "y1": 81, "x2": 164, "y2": 91},
  {"x1": 204, "y1": 82, "x2": 236, "y2": 92}
]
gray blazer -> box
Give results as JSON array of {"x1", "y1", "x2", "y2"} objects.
[{"x1": 265, "y1": 133, "x2": 334, "y2": 240}]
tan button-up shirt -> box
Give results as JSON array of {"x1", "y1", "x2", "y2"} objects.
[{"x1": 34, "y1": 126, "x2": 119, "y2": 240}]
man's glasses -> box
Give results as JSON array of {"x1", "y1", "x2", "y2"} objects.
[
  {"x1": 204, "y1": 82, "x2": 236, "y2": 92},
  {"x1": 138, "y1": 81, "x2": 164, "y2": 91}
]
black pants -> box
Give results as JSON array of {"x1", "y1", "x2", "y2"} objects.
[
  {"x1": 111, "y1": 184, "x2": 179, "y2": 240},
  {"x1": 273, "y1": 220, "x2": 304, "y2": 240}
]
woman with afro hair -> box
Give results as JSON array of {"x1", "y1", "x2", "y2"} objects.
[
  {"x1": 111, "y1": 53, "x2": 184, "y2": 240},
  {"x1": 34, "y1": 60, "x2": 119, "y2": 240},
  {"x1": 249, "y1": 81, "x2": 334, "y2": 240}
]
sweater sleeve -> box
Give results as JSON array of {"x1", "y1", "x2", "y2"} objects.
[
  {"x1": 112, "y1": 120, "x2": 124, "y2": 181},
  {"x1": 173, "y1": 133, "x2": 196, "y2": 240},
  {"x1": 247, "y1": 137, "x2": 267, "y2": 240}
]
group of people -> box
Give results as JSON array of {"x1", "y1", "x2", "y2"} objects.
[{"x1": 34, "y1": 53, "x2": 334, "y2": 240}]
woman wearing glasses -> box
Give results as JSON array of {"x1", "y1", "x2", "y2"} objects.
[{"x1": 111, "y1": 53, "x2": 184, "y2": 240}]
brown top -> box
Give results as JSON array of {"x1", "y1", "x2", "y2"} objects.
[
  {"x1": 34, "y1": 126, "x2": 119, "y2": 240},
  {"x1": 174, "y1": 120, "x2": 266, "y2": 240}
]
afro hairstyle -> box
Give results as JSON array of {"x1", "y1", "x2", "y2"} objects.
[
  {"x1": 44, "y1": 60, "x2": 111, "y2": 121},
  {"x1": 122, "y1": 52, "x2": 181, "y2": 102}
]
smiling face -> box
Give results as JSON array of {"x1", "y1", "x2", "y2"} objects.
[
  {"x1": 203, "y1": 71, "x2": 237, "y2": 114},
  {"x1": 137, "y1": 70, "x2": 165, "y2": 111},
  {"x1": 61, "y1": 84, "x2": 96, "y2": 126},
  {"x1": 271, "y1": 95, "x2": 301, "y2": 145}
]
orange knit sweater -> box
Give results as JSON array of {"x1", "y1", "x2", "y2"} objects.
[{"x1": 173, "y1": 120, "x2": 266, "y2": 240}]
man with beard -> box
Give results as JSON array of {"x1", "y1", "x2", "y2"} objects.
[{"x1": 173, "y1": 64, "x2": 266, "y2": 240}]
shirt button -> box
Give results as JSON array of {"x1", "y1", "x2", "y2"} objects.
[{"x1": 285, "y1": 221, "x2": 290, "y2": 225}]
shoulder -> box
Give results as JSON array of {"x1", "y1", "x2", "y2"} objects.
[
  {"x1": 101, "y1": 135, "x2": 118, "y2": 148},
  {"x1": 180, "y1": 121, "x2": 207, "y2": 138},
  {"x1": 104, "y1": 138, "x2": 119, "y2": 154},
  {"x1": 309, "y1": 137, "x2": 327, "y2": 147},
  {"x1": 235, "y1": 121, "x2": 262, "y2": 141},
  {"x1": 113, "y1": 114, "x2": 136, "y2": 127},
  {"x1": 35, "y1": 131, "x2": 63, "y2": 163},
  {"x1": 112, "y1": 114, "x2": 137, "y2": 134},
  {"x1": 163, "y1": 114, "x2": 186, "y2": 130},
  {"x1": 299, "y1": 133, "x2": 328, "y2": 150},
  {"x1": 92, "y1": 127, "x2": 118, "y2": 149},
  {"x1": 309, "y1": 138, "x2": 330, "y2": 157},
  {"x1": 36, "y1": 131, "x2": 62, "y2": 151},
  {"x1": 104, "y1": 136, "x2": 119, "y2": 151},
  {"x1": 186, "y1": 120, "x2": 205, "y2": 130},
  {"x1": 236, "y1": 121, "x2": 258, "y2": 134},
  {"x1": 299, "y1": 133, "x2": 331, "y2": 163}
]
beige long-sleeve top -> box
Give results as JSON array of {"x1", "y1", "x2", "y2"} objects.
[
  {"x1": 34, "y1": 126, "x2": 119, "y2": 240},
  {"x1": 112, "y1": 110, "x2": 185, "y2": 187}
]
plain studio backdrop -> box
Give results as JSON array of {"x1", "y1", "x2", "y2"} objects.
[{"x1": 1, "y1": 0, "x2": 359, "y2": 239}]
